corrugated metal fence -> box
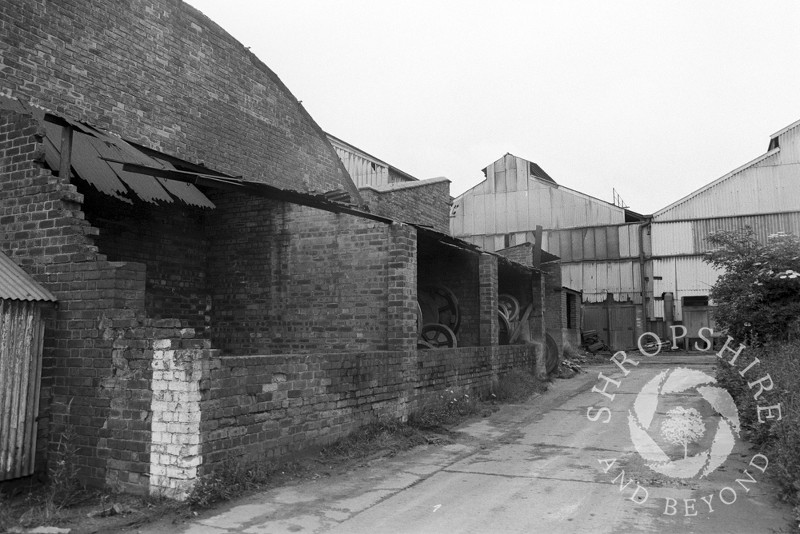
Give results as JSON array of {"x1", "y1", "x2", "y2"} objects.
[{"x1": 0, "y1": 299, "x2": 45, "y2": 481}]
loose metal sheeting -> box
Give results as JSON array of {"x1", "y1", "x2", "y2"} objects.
[{"x1": 43, "y1": 119, "x2": 215, "y2": 209}]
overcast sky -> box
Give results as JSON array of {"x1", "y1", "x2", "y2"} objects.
[{"x1": 187, "y1": 1, "x2": 800, "y2": 215}]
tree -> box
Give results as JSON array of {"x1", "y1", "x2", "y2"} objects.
[
  {"x1": 661, "y1": 407, "x2": 705, "y2": 459},
  {"x1": 705, "y1": 228, "x2": 800, "y2": 343}
]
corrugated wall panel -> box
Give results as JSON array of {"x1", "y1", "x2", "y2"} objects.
[
  {"x1": 674, "y1": 257, "x2": 721, "y2": 292},
  {"x1": 777, "y1": 124, "x2": 800, "y2": 162},
  {"x1": 618, "y1": 225, "x2": 632, "y2": 257},
  {"x1": 655, "y1": 152, "x2": 800, "y2": 221},
  {"x1": 0, "y1": 300, "x2": 44, "y2": 481},
  {"x1": 512, "y1": 191, "x2": 528, "y2": 233},
  {"x1": 692, "y1": 212, "x2": 800, "y2": 252},
  {"x1": 494, "y1": 192, "x2": 508, "y2": 234},
  {"x1": 651, "y1": 221, "x2": 694, "y2": 255}
]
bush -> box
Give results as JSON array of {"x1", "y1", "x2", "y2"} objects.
[
  {"x1": 705, "y1": 229, "x2": 800, "y2": 343},
  {"x1": 716, "y1": 341, "x2": 800, "y2": 514}
]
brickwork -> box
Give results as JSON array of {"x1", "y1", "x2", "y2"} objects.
[
  {"x1": 206, "y1": 192, "x2": 407, "y2": 354},
  {"x1": 149, "y1": 338, "x2": 218, "y2": 500},
  {"x1": 418, "y1": 237, "x2": 481, "y2": 347},
  {"x1": 496, "y1": 242, "x2": 534, "y2": 267},
  {"x1": 478, "y1": 255, "x2": 499, "y2": 346},
  {"x1": 359, "y1": 179, "x2": 451, "y2": 233},
  {"x1": 81, "y1": 189, "x2": 210, "y2": 332},
  {"x1": 0, "y1": 0, "x2": 544, "y2": 498},
  {"x1": 1, "y1": 0, "x2": 360, "y2": 202},
  {"x1": 387, "y1": 223, "x2": 418, "y2": 351},
  {"x1": 192, "y1": 345, "x2": 535, "y2": 479},
  {"x1": 1, "y1": 108, "x2": 215, "y2": 489}
]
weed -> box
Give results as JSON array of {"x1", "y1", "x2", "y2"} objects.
[
  {"x1": 320, "y1": 419, "x2": 426, "y2": 460},
  {"x1": 409, "y1": 389, "x2": 479, "y2": 429},
  {"x1": 491, "y1": 370, "x2": 548, "y2": 403},
  {"x1": 187, "y1": 458, "x2": 274, "y2": 509},
  {"x1": 0, "y1": 493, "x2": 13, "y2": 533},
  {"x1": 716, "y1": 341, "x2": 800, "y2": 515}
]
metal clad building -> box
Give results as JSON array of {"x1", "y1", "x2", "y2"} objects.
[
  {"x1": 450, "y1": 154, "x2": 628, "y2": 251},
  {"x1": 650, "y1": 118, "x2": 800, "y2": 322},
  {"x1": 451, "y1": 119, "x2": 800, "y2": 348}
]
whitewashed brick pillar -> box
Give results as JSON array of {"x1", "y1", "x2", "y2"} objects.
[{"x1": 149, "y1": 340, "x2": 206, "y2": 500}]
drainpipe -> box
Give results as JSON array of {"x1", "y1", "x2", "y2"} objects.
[{"x1": 638, "y1": 217, "x2": 652, "y2": 337}]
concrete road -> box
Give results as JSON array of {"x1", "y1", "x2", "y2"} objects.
[{"x1": 140, "y1": 353, "x2": 795, "y2": 534}]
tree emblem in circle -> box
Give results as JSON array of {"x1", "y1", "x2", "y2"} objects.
[{"x1": 628, "y1": 368, "x2": 740, "y2": 479}]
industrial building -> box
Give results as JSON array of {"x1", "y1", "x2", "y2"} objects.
[{"x1": 452, "y1": 124, "x2": 800, "y2": 349}]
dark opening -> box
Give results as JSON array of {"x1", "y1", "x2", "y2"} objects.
[{"x1": 682, "y1": 296, "x2": 709, "y2": 307}]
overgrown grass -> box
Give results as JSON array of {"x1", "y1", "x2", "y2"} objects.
[
  {"x1": 716, "y1": 340, "x2": 800, "y2": 522},
  {"x1": 186, "y1": 458, "x2": 275, "y2": 509}
]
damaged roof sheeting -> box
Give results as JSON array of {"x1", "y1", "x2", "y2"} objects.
[
  {"x1": 0, "y1": 251, "x2": 57, "y2": 302},
  {"x1": 43, "y1": 117, "x2": 215, "y2": 209}
]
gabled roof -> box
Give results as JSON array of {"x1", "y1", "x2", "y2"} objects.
[
  {"x1": 482, "y1": 153, "x2": 557, "y2": 185},
  {"x1": 653, "y1": 148, "x2": 780, "y2": 219},
  {"x1": 0, "y1": 252, "x2": 57, "y2": 302},
  {"x1": 654, "y1": 117, "x2": 800, "y2": 219}
]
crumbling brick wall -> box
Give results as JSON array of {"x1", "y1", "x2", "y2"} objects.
[
  {"x1": 0, "y1": 108, "x2": 212, "y2": 489},
  {"x1": 81, "y1": 189, "x2": 211, "y2": 333}
]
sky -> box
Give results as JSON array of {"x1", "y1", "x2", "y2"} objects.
[{"x1": 186, "y1": 1, "x2": 800, "y2": 215}]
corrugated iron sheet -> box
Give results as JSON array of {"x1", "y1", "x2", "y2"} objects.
[
  {"x1": 655, "y1": 150, "x2": 799, "y2": 221},
  {"x1": 0, "y1": 252, "x2": 56, "y2": 302},
  {"x1": 87, "y1": 134, "x2": 174, "y2": 204},
  {"x1": 651, "y1": 221, "x2": 694, "y2": 256},
  {"x1": 651, "y1": 257, "x2": 721, "y2": 320},
  {"x1": 691, "y1": 212, "x2": 800, "y2": 252},
  {"x1": 44, "y1": 122, "x2": 130, "y2": 203},
  {"x1": 0, "y1": 299, "x2": 45, "y2": 481},
  {"x1": 44, "y1": 121, "x2": 214, "y2": 209}
]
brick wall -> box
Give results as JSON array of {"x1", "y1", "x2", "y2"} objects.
[
  {"x1": 417, "y1": 235, "x2": 481, "y2": 347},
  {"x1": 205, "y1": 191, "x2": 417, "y2": 355},
  {"x1": 191, "y1": 344, "x2": 535, "y2": 480},
  {"x1": 80, "y1": 187, "x2": 210, "y2": 333},
  {"x1": 359, "y1": 179, "x2": 451, "y2": 234},
  {"x1": 0, "y1": 108, "x2": 213, "y2": 489},
  {"x1": 1, "y1": 0, "x2": 360, "y2": 202}
]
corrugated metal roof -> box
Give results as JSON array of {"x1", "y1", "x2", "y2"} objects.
[
  {"x1": 43, "y1": 119, "x2": 215, "y2": 209},
  {"x1": 44, "y1": 122, "x2": 131, "y2": 203},
  {"x1": 0, "y1": 252, "x2": 56, "y2": 302}
]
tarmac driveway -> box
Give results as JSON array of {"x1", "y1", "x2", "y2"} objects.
[{"x1": 138, "y1": 352, "x2": 794, "y2": 534}]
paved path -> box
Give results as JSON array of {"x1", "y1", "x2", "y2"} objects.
[{"x1": 139, "y1": 352, "x2": 794, "y2": 533}]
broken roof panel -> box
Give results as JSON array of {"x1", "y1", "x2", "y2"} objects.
[
  {"x1": 43, "y1": 119, "x2": 214, "y2": 209},
  {"x1": 73, "y1": 131, "x2": 135, "y2": 204},
  {"x1": 88, "y1": 134, "x2": 174, "y2": 205}
]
